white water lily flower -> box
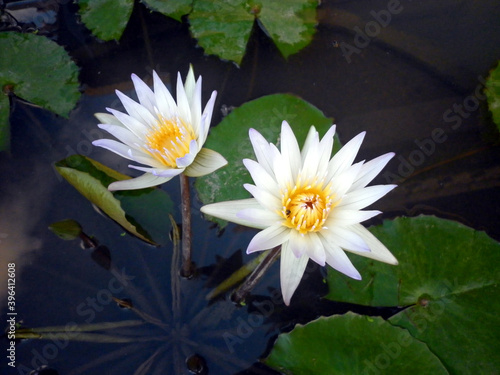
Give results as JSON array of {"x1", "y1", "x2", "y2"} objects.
[
  {"x1": 92, "y1": 66, "x2": 227, "y2": 191},
  {"x1": 201, "y1": 121, "x2": 398, "y2": 305}
]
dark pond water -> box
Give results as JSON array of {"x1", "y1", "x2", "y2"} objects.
[{"x1": 1, "y1": 0, "x2": 500, "y2": 374}]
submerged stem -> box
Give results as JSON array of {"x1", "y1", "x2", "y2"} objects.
[
  {"x1": 231, "y1": 246, "x2": 281, "y2": 305},
  {"x1": 179, "y1": 174, "x2": 194, "y2": 278}
]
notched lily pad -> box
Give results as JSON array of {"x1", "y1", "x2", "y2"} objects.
[
  {"x1": 55, "y1": 155, "x2": 174, "y2": 245},
  {"x1": 326, "y1": 215, "x2": 500, "y2": 374},
  {"x1": 78, "y1": 0, "x2": 134, "y2": 41},
  {"x1": 189, "y1": 0, "x2": 319, "y2": 65},
  {"x1": 485, "y1": 60, "x2": 500, "y2": 131},
  {"x1": 141, "y1": 0, "x2": 192, "y2": 22},
  {"x1": 194, "y1": 94, "x2": 336, "y2": 227},
  {"x1": 258, "y1": 0, "x2": 318, "y2": 59},
  {"x1": 0, "y1": 32, "x2": 80, "y2": 152},
  {"x1": 264, "y1": 313, "x2": 449, "y2": 375}
]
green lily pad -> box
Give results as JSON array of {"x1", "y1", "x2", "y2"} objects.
[
  {"x1": 326, "y1": 215, "x2": 500, "y2": 374},
  {"x1": 485, "y1": 60, "x2": 500, "y2": 131},
  {"x1": 189, "y1": 0, "x2": 254, "y2": 65},
  {"x1": 0, "y1": 32, "x2": 80, "y2": 152},
  {"x1": 78, "y1": 0, "x2": 134, "y2": 41},
  {"x1": 264, "y1": 313, "x2": 449, "y2": 375},
  {"x1": 49, "y1": 219, "x2": 83, "y2": 240},
  {"x1": 141, "y1": 0, "x2": 192, "y2": 22},
  {"x1": 189, "y1": 0, "x2": 319, "y2": 65},
  {"x1": 258, "y1": 0, "x2": 318, "y2": 59},
  {"x1": 0, "y1": 93, "x2": 10, "y2": 152},
  {"x1": 55, "y1": 155, "x2": 174, "y2": 245},
  {"x1": 194, "y1": 94, "x2": 336, "y2": 227}
]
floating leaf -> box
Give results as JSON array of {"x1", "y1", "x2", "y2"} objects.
[
  {"x1": 189, "y1": 0, "x2": 254, "y2": 65},
  {"x1": 48, "y1": 219, "x2": 83, "y2": 240},
  {"x1": 326, "y1": 215, "x2": 500, "y2": 374},
  {"x1": 189, "y1": 0, "x2": 319, "y2": 65},
  {"x1": 0, "y1": 93, "x2": 10, "y2": 152},
  {"x1": 258, "y1": 0, "x2": 318, "y2": 59},
  {"x1": 0, "y1": 32, "x2": 80, "y2": 151},
  {"x1": 55, "y1": 155, "x2": 174, "y2": 245},
  {"x1": 485, "y1": 60, "x2": 500, "y2": 131},
  {"x1": 141, "y1": 0, "x2": 192, "y2": 22},
  {"x1": 78, "y1": 0, "x2": 134, "y2": 41},
  {"x1": 194, "y1": 94, "x2": 335, "y2": 227},
  {"x1": 264, "y1": 313, "x2": 448, "y2": 375}
]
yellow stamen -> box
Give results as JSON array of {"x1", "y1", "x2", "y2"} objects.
[
  {"x1": 145, "y1": 115, "x2": 195, "y2": 168},
  {"x1": 279, "y1": 175, "x2": 336, "y2": 235}
]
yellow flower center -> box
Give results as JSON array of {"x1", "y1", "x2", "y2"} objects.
[
  {"x1": 280, "y1": 176, "x2": 336, "y2": 235},
  {"x1": 145, "y1": 116, "x2": 195, "y2": 168}
]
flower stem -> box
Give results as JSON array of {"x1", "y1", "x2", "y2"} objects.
[
  {"x1": 179, "y1": 174, "x2": 194, "y2": 278},
  {"x1": 231, "y1": 246, "x2": 281, "y2": 305}
]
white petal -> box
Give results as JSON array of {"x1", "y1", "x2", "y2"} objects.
[
  {"x1": 153, "y1": 71, "x2": 177, "y2": 118},
  {"x1": 200, "y1": 199, "x2": 268, "y2": 229},
  {"x1": 247, "y1": 224, "x2": 290, "y2": 254},
  {"x1": 176, "y1": 139, "x2": 198, "y2": 168},
  {"x1": 92, "y1": 139, "x2": 163, "y2": 167},
  {"x1": 301, "y1": 126, "x2": 318, "y2": 162},
  {"x1": 183, "y1": 148, "x2": 227, "y2": 177},
  {"x1": 106, "y1": 108, "x2": 148, "y2": 138},
  {"x1": 131, "y1": 73, "x2": 156, "y2": 113},
  {"x1": 301, "y1": 130, "x2": 321, "y2": 180},
  {"x1": 289, "y1": 231, "x2": 326, "y2": 266},
  {"x1": 339, "y1": 184, "x2": 397, "y2": 210},
  {"x1": 350, "y1": 152, "x2": 395, "y2": 191},
  {"x1": 243, "y1": 159, "x2": 278, "y2": 196},
  {"x1": 316, "y1": 125, "x2": 336, "y2": 177},
  {"x1": 320, "y1": 235, "x2": 361, "y2": 280},
  {"x1": 236, "y1": 208, "x2": 281, "y2": 227},
  {"x1": 272, "y1": 150, "x2": 294, "y2": 188},
  {"x1": 327, "y1": 208, "x2": 381, "y2": 226},
  {"x1": 329, "y1": 161, "x2": 363, "y2": 198},
  {"x1": 184, "y1": 65, "x2": 197, "y2": 106},
  {"x1": 288, "y1": 229, "x2": 307, "y2": 258},
  {"x1": 95, "y1": 112, "x2": 123, "y2": 126},
  {"x1": 322, "y1": 225, "x2": 370, "y2": 253},
  {"x1": 280, "y1": 121, "x2": 301, "y2": 178},
  {"x1": 128, "y1": 165, "x2": 184, "y2": 178},
  {"x1": 97, "y1": 124, "x2": 143, "y2": 149},
  {"x1": 108, "y1": 173, "x2": 172, "y2": 191},
  {"x1": 349, "y1": 224, "x2": 398, "y2": 264},
  {"x1": 115, "y1": 90, "x2": 157, "y2": 128},
  {"x1": 176, "y1": 71, "x2": 192, "y2": 125},
  {"x1": 249, "y1": 128, "x2": 275, "y2": 176},
  {"x1": 244, "y1": 183, "x2": 281, "y2": 210},
  {"x1": 280, "y1": 242, "x2": 309, "y2": 306},
  {"x1": 326, "y1": 132, "x2": 365, "y2": 181},
  {"x1": 187, "y1": 71, "x2": 202, "y2": 136},
  {"x1": 198, "y1": 91, "x2": 217, "y2": 145}
]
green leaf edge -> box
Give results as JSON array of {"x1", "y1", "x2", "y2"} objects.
[{"x1": 55, "y1": 155, "x2": 158, "y2": 245}]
